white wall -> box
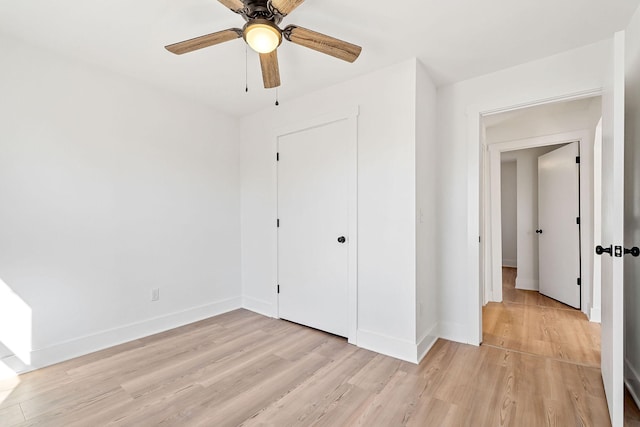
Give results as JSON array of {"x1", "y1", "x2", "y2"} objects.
[
  {"x1": 500, "y1": 160, "x2": 517, "y2": 267},
  {"x1": 0, "y1": 35, "x2": 241, "y2": 372},
  {"x1": 415, "y1": 61, "x2": 439, "y2": 360},
  {"x1": 514, "y1": 145, "x2": 563, "y2": 290},
  {"x1": 437, "y1": 39, "x2": 610, "y2": 344},
  {"x1": 515, "y1": 150, "x2": 537, "y2": 290},
  {"x1": 624, "y1": 4, "x2": 640, "y2": 408},
  {"x1": 241, "y1": 58, "x2": 437, "y2": 362}
]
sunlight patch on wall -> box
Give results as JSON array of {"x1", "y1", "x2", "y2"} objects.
[{"x1": 0, "y1": 278, "x2": 32, "y2": 366}]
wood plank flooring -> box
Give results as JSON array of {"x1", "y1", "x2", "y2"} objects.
[
  {"x1": 1, "y1": 303, "x2": 612, "y2": 426},
  {"x1": 483, "y1": 267, "x2": 601, "y2": 367},
  {"x1": 483, "y1": 267, "x2": 640, "y2": 426},
  {"x1": 626, "y1": 388, "x2": 640, "y2": 426}
]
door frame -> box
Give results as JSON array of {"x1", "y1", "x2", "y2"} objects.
[
  {"x1": 274, "y1": 107, "x2": 359, "y2": 344},
  {"x1": 485, "y1": 131, "x2": 589, "y2": 310},
  {"x1": 468, "y1": 89, "x2": 602, "y2": 345}
]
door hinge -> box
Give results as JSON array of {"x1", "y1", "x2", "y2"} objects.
[
  {"x1": 576, "y1": 217, "x2": 580, "y2": 225},
  {"x1": 479, "y1": 236, "x2": 481, "y2": 243},
  {"x1": 277, "y1": 219, "x2": 280, "y2": 228},
  {"x1": 277, "y1": 284, "x2": 280, "y2": 294},
  {"x1": 577, "y1": 278, "x2": 581, "y2": 286},
  {"x1": 576, "y1": 156, "x2": 580, "y2": 164},
  {"x1": 276, "y1": 152, "x2": 280, "y2": 161}
]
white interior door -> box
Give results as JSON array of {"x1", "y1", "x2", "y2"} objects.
[
  {"x1": 624, "y1": 6, "x2": 640, "y2": 420},
  {"x1": 537, "y1": 142, "x2": 581, "y2": 308},
  {"x1": 277, "y1": 119, "x2": 350, "y2": 338},
  {"x1": 600, "y1": 31, "x2": 626, "y2": 426}
]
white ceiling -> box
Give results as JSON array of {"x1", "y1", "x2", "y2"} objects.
[{"x1": 0, "y1": 0, "x2": 637, "y2": 116}]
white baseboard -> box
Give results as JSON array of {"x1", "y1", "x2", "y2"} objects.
[
  {"x1": 437, "y1": 321, "x2": 471, "y2": 345},
  {"x1": 3, "y1": 294, "x2": 449, "y2": 374},
  {"x1": 515, "y1": 277, "x2": 539, "y2": 291},
  {"x1": 626, "y1": 358, "x2": 640, "y2": 411},
  {"x1": 2, "y1": 294, "x2": 447, "y2": 375},
  {"x1": 242, "y1": 296, "x2": 275, "y2": 318},
  {"x1": 242, "y1": 302, "x2": 439, "y2": 365},
  {"x1": 8, "y1": 297, "x2": 242, "y2": 374},
  {"x1": 417, "y1": 324, "x2": 439, "y2": 363},
  {"x1": 502, "y1": 260, "x2": 517, "y2": 268},
  {"x1": 357, "y1": 329, "x2": 418, "y2": 363},
  {"x1": 589, "y1": 307, "x2": 601, "y2": 323}
]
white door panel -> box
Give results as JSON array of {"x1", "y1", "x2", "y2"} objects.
[
  {"x1": 277, "y1": 119, "x2": 350, "y2": 337},
  {"x1": 538, "y1": 142, "x2": 581, "y2": 308},
  {"x1": 600, "y1": 31, "x2": 625, "y2": 427}
]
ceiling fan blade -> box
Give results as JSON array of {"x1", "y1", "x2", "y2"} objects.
[
  {"x1": 218, "y1": 0, "x2": 245, "y2": 12},
  {"x1": 284, "y1": 26, "x2": 362, "y2": 63},
  {"x1": 165, "y1": 29, "x2": 242, "y2": 55},
  {"x1": 270, "y1": 0, "x2": 305, "y2": 16},
  {"x1": 260, "y1": 50, "x2": 281, "y2": 88}
]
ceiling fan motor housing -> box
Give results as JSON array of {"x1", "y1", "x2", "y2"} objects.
[{"x1": 241, "y1": 0, "x2": 285, "y2": 24}]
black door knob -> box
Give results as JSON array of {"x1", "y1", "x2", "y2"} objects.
[
  {"x1": 625, "y1": 247, "x2": 640, "y2": 257},
  {"x1": 596, "y1": 245, "x2": 612, "y2": 256},
  {"x1": 337, "y1": 236, "x2": 346, "y2": 244},
  {"x1": 536, "y1": 229, "x2": 543, "y2": 234}
]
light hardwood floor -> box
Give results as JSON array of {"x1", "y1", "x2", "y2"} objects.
[
  {"x1": 483, "y1": 267, "x2": 601, "y2": 367},
  {"x1": 1, "y1": 303, "x2": 612, "y2": 426},
  {"x1": 626, "y1": 388, "x2": 640, "y2": 426},
  {"x1": 482, "y1": 267, "x2": 640, "y2": 426}
]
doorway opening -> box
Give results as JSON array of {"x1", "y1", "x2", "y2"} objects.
[
  {"x1": 479, "y1": 96, "x2": 602, "y2": 365},
  {"x1": 497, "y1": 143, "x2": 579, "y2": 308}
]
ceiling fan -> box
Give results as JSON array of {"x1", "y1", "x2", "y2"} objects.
[{"x1": 165, "y1": 0, "x2": 362, "y2": 89}]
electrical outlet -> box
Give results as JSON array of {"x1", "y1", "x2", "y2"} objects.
[{"x1": 151, "y1": 288, "x2": 160, "y2": 302}]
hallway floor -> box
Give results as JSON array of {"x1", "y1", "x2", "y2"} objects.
[
  {"x1": 483, "y1": 267, "x2": 600, "y2": 367},
  {"x1": 482, "y1": 267, "x2": 640, "y2": 425}
]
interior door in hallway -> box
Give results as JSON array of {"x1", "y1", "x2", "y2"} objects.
[
  {"x1": 277, "y1": 118, "x2": 350, "y2": 338},
  {"x1": 537, "y1": 142, "x2": 581, "y2": 309}
]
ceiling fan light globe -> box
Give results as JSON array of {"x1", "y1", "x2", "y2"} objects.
[{"x1": 245, "y1": 23, "x2": 282, "y2": 54}]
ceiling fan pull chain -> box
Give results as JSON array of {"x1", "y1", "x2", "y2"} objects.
[
  {"x1": 245, "y1": 44, "x2": 249, "y2": 93},
  {"x1": 275, "y1": 88, "x2": 279, "y2": 106}
]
